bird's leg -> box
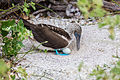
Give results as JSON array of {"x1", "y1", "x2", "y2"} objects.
[{"x1": 54, "y1": 49, "x2": 69, "y2": 56}]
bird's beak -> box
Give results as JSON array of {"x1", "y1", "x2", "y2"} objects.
[{"x1": 74, "y1": 32, "x2": 81, "y2": 50}]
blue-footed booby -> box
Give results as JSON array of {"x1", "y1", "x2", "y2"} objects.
[{"x1": 15, "y1": 14, "x2": 82, "y2": 55}]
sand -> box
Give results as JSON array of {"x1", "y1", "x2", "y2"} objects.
[{"x1": 17, "y1": 18, "x2": 120, "y2": 80}]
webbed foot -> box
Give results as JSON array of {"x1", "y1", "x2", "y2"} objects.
[{"x1": 54, "y1": 49, "x2": 69, "y2": 56}]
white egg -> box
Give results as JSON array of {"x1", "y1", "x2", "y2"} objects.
[{"x1": 62, "y1": 48, "x2": 71, "y2": 54}]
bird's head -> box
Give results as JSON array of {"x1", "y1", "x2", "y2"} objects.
[
  {"x1": 65, "y1": 23, "x2": 82, "y2": 51},
  {"x1": 74, "y1": 26, "x2": 82, "y2": 50}
]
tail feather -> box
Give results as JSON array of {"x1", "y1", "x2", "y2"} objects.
[{"x1": 14, "y1": 14, "x2": 35, "y2": 30}]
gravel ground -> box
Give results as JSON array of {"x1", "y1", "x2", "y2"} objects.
[{"x1": 17, "y1": 18, "x2": 120, "y2": 80}]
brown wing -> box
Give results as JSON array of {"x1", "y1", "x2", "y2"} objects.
[
  {"x1": 32, "y1": 26, "x2": 68, "y2": 49},
  {"x1": 38, "y1": 24, "x2": 71, "y2": 40}
]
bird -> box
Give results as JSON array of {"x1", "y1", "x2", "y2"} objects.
[{"x1": 15, "y1": 14, "x2": 82, "y2": 55}]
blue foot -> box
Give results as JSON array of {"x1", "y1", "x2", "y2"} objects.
[{"x1": 54, "y1": 49, "x2": 69, "y2": 56}]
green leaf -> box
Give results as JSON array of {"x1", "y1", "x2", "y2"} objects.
[
  {"x1": 17, "y1": 20, "x2": 24, "y2": 32},
  {"x1": 111, "y1": 67, "x2": 120, "y2": 75},
  {"x1": 98, "y1": 23, "x2": 107, "y2": 28},
  {"x1": 114, "y1": 15, "x2": 120, "y2": 25},
  {"x1": 78, "y1": 62, "x2": 83, "y2": 72},
  {"x1": 27, "y1": 9, "x2": 30, "y2": 16},
  {"x1": 23, "y1": 7, "x2": 28, "y2": 13},
  {"x1": 96, "y1": 76, "x2": 102, "y2": 80},
  {"x1": 1, "y1": 30, "x2": 9, "y2": 37},
  {"x1": 108, "y1": 27, "x2": 115, "y2": 40},
  {"x1": 31, "y1": 4, "x2": 36, "y2": 10},
  {"x1": 0, "y1": 59, "x2": 9, "y2": 80},
  {"x1": 31, "y1": 2, "x2": 36, "y2": 10},
  {"x1": 44, "y1": 49, "x2": 48, "y2": 53},
  {"x1": 24, "y1": 2, "x2": 29, "y2": 8},
  {"x1": 1, "y1": 20, "x2": 15, "y2": 28},
  {"x1": 17, "y1": 66, "x2": 28, "y2": 78},
  {"x1": 22, "y1": 78, "x2": 25, "y2": 80},
  {"x1": 10, "y1": 75, "x2": 15, "y2": 80},
  {"x1": 117, "y1": 61, "x2": 120, "y2": 67},
  {"x1": 18, "y1": 41, "x2": 25, "y2": 47},
  {"x1": 31, "y1": 1, "x2": 35, "y2": 5},
  {"x1": 12, "y1": 3, "x2": 15, "y2": 7}
]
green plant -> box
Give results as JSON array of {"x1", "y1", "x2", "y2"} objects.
[
  {"x1": 0, "y1": 1, "x2": 36, "y2": 17},
  {"x1": 90, "y1": 60, "x2": 120, "y2": 80},
  {"x1": 22, "y1": 1, "x2": 36, "y2": 16},
  {"x1": 77, "y1": 0, "x2": 107, "y2": 18},
  {"x1": 0, "y1": 59, "x2": 27, "y2": 80},
  {"x1": 10, "y1": 66, "x2": 28, "y2": 80},
  {"x1": 0, "y1": 1, "x2": 36, "y2": 58},
  {"x1": 98, "y1": 15, "x2": 120, "y2": 40},
  {"x1": 0, "y1": 1, "x2": 37, "y2": 80},
  {"x1": 78, "y1": 62, "x2": 83, "y2": 72},
  {"x1": 0, "y1": 59, "x2": 10, "y2": 80},
  {"x1": 0, "y1": 19, "x2": 30, "y2": 58},
  {"x1": 0, "y1": 19, "x2": 31, "y2": 80},
  {"x1": 77, "y1": 0, "x2": 120, "y2": 80},
  {"x1": 77, "y1": 0, "x2": 120, "y2": 40}
]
